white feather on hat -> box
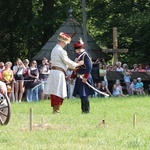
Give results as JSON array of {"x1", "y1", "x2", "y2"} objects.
[{"x1": 79, "y1": 37, "x2": 84, "y2": 44}]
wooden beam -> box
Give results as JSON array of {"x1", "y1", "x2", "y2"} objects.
[
  {"x1": 102, "y1": 49, "x2": 128, "y2": 53},
  {"x1": 102, "y1": 27, "x2": 128, "y2": 65}
]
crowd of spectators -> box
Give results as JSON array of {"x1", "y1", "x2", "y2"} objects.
[
  {"x1": 92, "y1": 59, "x2": 150, "y2": 97},
  {"x1": 0, "y1": 58, "x2": 51, "y2": 102},
  {"x1": 0, "y1": 58, "x2": 150, "y2": 102}
]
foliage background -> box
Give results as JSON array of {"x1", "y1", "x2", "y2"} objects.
[{"x1": 0, "y1": 0, "x2": 150, "y2": 66}]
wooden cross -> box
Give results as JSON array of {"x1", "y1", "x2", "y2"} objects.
[{"x1": 102, "y1": 27, "x2": 128, "y2": 65}]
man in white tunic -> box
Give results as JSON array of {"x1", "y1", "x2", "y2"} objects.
[{"x1": 44, "y1": 32, "x2": 83, "y2": 114}]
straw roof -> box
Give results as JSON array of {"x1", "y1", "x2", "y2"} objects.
[{"x1": 33, "y1": 17, "x2": 107, "y2": 61}]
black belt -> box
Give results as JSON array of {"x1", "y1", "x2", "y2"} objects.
[{"x1": 51, "y1": 66, "x2": 65, "y2": 75}]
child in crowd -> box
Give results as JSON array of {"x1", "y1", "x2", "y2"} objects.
[
  {"x1": 129, "y1": 79, "x2": 137, "y2": 95},
  {"x1": 147, "y1": 84, "x2": 150, "y2": 94},
  {"x1": 113, "y1": 79, "x2": 125, "y2": 97},
  {"x1": 135, "y1": 77, "x2": 145, "y2": 95},
  {"x1": 99, "y1": 81, "x2": 112, "y2": 97}
]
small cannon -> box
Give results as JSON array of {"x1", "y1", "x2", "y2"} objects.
[{"x1": 0, "y1": 93, "x2": 11, "y2": 125}]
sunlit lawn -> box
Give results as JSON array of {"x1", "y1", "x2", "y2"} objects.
[{"x1": 0, "y1": 96, "x2": 150, "y2": 150}]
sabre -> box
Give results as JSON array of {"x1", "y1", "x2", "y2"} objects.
[
  {"x1": 71, "y1": 30, "x2": 78, "y2": 39},
  {"x1": 31, "y1": 80, "x2": 47, "y2": 91},
  {"x1": 79, "y1": 75, "x2": 110, "y2": 97}
]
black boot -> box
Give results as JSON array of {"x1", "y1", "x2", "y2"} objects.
[
  {"x1": 81, "y1": 99, "x2": 85, "y2": 113},
  {"x1": 84, "y1": 99, "x2": 90, "y2": 113}
]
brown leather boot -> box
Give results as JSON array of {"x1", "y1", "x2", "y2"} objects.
[
  {"x1": 53, "y1": 105, "x2": 60, "y2": 114},
  {"x1": 55, "y1": 105, "x2": 60, "y2": 114}
]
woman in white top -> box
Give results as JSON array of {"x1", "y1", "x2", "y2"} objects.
[{"x1": 13, "y1": 58, "x2": 25, "y2": 102}]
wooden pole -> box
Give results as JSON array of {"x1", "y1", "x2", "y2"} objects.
[
  {"x1": 133, "y1": 113, "x2": 136, "y2": 127},
  {"x1": 102, "y1": 119, "x2": 105, "y2": 125},
  {"x1": 82, "y1": 0, "x2": 88, "y2": 51},
  {"x1": 41, "y1": 117, "x2": 44, "y2": 127},
  {"x1": 30, "y1": 108, "x2": 33, "y2": 131},
  {"x1": 113, "y1": 27, "x2": 118, "y2": 65}
]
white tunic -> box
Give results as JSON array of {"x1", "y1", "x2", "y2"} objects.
[{"x1": 44, "y1": 44, "x2": 78, "y2": 98}]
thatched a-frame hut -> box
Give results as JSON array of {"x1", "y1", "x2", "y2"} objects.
[{"x1": 33, "y1": 17, "x2": 107, "y2": 61}]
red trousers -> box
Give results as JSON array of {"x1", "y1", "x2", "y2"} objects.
[{"x1": 50, "y1": 94, "x2": 63, "y2": 107}]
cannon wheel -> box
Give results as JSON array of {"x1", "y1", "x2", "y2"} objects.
[{"x1": 0, "y1": 94, "x2": 11, "y2": 125}]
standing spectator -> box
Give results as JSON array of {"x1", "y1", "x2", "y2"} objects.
[
  {"x1": 111, "y1": 64, "x2": 117, "y2": 71},
  {"x1": 131, "y1": 64, "x2": 139, "y2": 72},
  {"x1": 98, "y1": 63, "x2": 108, "y2": 88},
  {"x1": 66, "y1": 68, "x2": 75, "y2": 99},
  {"x1": 2, "y1": 62, "x2": 14, "y2": 99},
  {"x1": 13, "y1": 58, "x2": 25, "y2": 102},
  {"x1": 145, "y1": 64, "x2": 150, "y2": 72},
  {"x1": 71, "y1": 37, "x2": 95, "y2": 114},
  {"x1": 116, "y1": 62, "x2": 124, "y2": 72},
  {"x1": 138, "y1": 64, "x2": 146, "y2": 72},
  {"x1": 26, "y1": 60, "x2": 39, "y2": 102},
  {"x1": 23, "y1": 59, "x2": 30, "y2": 100},
  {"x1": 44, "y1": 32, "x2": 83, "y2": 114},
  {"x1": 122, "y1": 64, "x2": 131, "y2": 94},
  {"x1": 106, "y1": 64, "x2": 113, "y2": 71},
  {"x1": 113, "y1": 79, "x2": 125, "y2": 97},
  {"x1": 23, "y1": 59, "x2": 30, "y2": 79},
  {"x1": 38, "y1": 57, "x2": 50, "y2": 100},
  {"x1": 0, "y1": 71, "x2": 2, "y2": 81},
  {"x1": 0, "y1": 62, "x2": 5, "y2": 72}
]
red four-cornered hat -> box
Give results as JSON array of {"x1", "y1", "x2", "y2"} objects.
[{"x1": 73, "y1": 37, "x2": 85, "y2": 49}]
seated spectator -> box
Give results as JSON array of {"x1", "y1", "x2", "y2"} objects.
[
  {"x1": 129, "y1": 79, "x2": 137, "y2": 95},
  {"x1": 138, "y1": 63, "x2": 146, "y2": 72},
  {"x1": 131, "y1": 64, "x2": 139, "y2": 72},
  {"x1": 116, "y1": 62, "x2": 124, "y2": 72},
  {"x1": 99, "y1": 81, "x2": 112, "y2": 97},
  {"x1": 147, "y1": 84, "x2": 150, "y2": 94},
  {"x1": 112, "y1": 79, "x2": 125, "y2": 97},
  {"x1": 135, "y1": 77, "x2": 145, "y2": 95}
]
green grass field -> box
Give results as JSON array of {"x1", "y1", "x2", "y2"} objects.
[{"x1": 0, "y1": 96, "x2": 150, "y2": 150}]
